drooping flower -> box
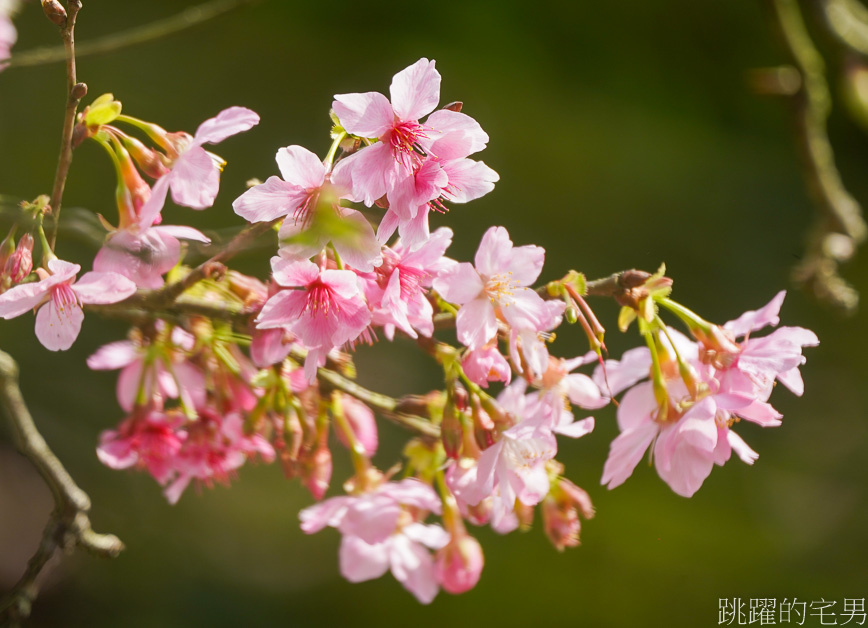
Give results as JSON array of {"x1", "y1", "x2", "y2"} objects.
[
  {"x1": 139, "y1": 107, "x2": 260, "y2": 224},
  {"x1": 433, "y1": 226, "x2": 550, "y2": 350},
  {"x1": 299, "y1": 479, "x2": 447, "y2": 603},
  {"x1": 87, "y1": 325, "x2": 205, "y2": 412},
  {"x1": 0, "y1": 259, "x2": 137, "y2": 351},
  {"x1": 97, "y1": 409, "x2": 186, "y2": 485}
]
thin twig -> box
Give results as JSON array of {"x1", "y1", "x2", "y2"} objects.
[
  {"x1": 1, "y1": 0, "x2": 263, "y2": 69},
  {"x1": 764, "y1": 0, "x2": 867, "y2": 312},
  {"x1": 46, "y1": 1, "x2": 85, "y2": 250},
  {"x1": 0, "y1": 350, "x2": 124, "y2": 624}
]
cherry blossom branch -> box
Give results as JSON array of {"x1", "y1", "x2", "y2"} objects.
[
  {"x1": 0, "y1": 349, "x2": 124, "y2": 624},
  {"x1": 1, "y1": 0, "x2": 262, "y2": 69},
  {"x1": 46, "y1": 1, "x2": 86, "y2": 250},
  {"x1": 764, "y1": 0, "x2": 867, "y2": 313}
]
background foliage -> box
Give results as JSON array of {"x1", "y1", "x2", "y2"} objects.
[{"x1": 1, "y1": 1, "x2": 866, "y2": 626}]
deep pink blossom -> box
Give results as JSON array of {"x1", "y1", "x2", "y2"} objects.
[
  {"x1": 433, "y1": 226, "x2": 550, "y2": 350},
  {"x1": 0, "y1": 259, "x2": 136, "y2": 350},
  {"x1": 256, "y1": 258, "x2": 372, "y2": 382},
  {"x1": 97, "y1": 410, "x2": 185, "y2": 485}
]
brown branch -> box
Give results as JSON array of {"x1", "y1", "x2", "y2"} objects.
[
  {"x1": 0, "y1": 350, "x2": 123, "y2": 624},
  {"x1": 46, "y1": 1, "x2": 86, "y2": 250},
  {"x1": 1, "y1": 0, "x2": 263, "y2": 69},
  {"x1": 764, "y1": 0, "x2": 867, "y2": 313}
]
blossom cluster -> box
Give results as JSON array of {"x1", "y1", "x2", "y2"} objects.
[{"x1": 0, "y1": 56, "x2": 818, "y2": 604}]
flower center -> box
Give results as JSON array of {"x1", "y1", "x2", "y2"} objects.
[
  {"x1": 485, "y1": 272, "x2": 520, "y2": 306},
  {"x1": 304, "y1": 280, "x2": 339, "y2": 317},
  {"x1": 388, "y1": 120, "x2": 428, "y2": 170},
  {"x1": 51, "y1": 283, "x2": 81, "y2": 319}
]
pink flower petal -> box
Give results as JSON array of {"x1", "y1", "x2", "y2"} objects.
[
  {"x1": 233, "y1": 176, "x2": 309, "y2": 223},
  {"x1": 169, "y1": 146, "x2": 220, "y2": 209},
  {"x1": 339, "y1": 535, "x2": 390, "y2": 583},
  {"x1": 433, "y1": 262, "x2": 483, "y2": 304},
  {"x1": 333, "y1": 91, "x2": 395, "y2": 138},
  {"x1": 193, "y1": 106, "x2": 260, "y2": 145},
  {"x1": 34, "y1": 295, "x2": 84, "y2": 351},
  {"x1": 390, "y1": 58, "x2": 440, "y2": 122},
  {"x1": 73, "y1": 272, "x2": 137, "y2": 305},
  {"x1": 456, "y1": 298, "x2": 498, "y2": 350},
  {"x1": 724, "y1": 290, "x2": 786, "y2": 338},
  {"x1": 87, "y1": 340, "x2": 137, "y2": 370},
  {"x1": 275, "y1": 145, "x2": 326, "y2": 189}
]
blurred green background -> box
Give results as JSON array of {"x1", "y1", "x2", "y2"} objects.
[{"x1": 1, "y1": 1, "x2": 866, "y2": 626}]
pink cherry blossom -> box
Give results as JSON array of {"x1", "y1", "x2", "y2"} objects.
[
  {"x1": 0, "y1": 259, "x2": 137, "y2": 351},
  {"x1": 233, "y1": 145, "x2": 382, "y2": 272},
  {"x1": 334, "y1": 394, "x2": 379, "y2": 457},
  {"x1": 299, "y1": 479, "x2": 447, "y2": 603},
  {"x1": 97, "y1": 410, "x2": 185, "y2": 485},
  {"x1": 139, "y1": 107, "x2": 260, "y2": 225},
  {"x1": 164, "y1": 411, "x2": 275, "y2": 504},
  {"x1": 332, "y1": 59, "x2": 491, "y2": 210},
  {"x1": 255, "y1": 257, "x2": 372, "y2": 382},
  {"x1": 87, "y1": 326, "x2": 204, "y2": 412},
  {"x1": 433, "y1": 226, "x2": 550, "y2": 350},
  {"x1": 365, "y1": 226, "x2": 454, "y2": 340}
]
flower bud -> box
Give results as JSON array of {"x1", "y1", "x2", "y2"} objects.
[
  {"x1": 4, "y1": 233, "x2": 34, "y2": 285},
  {"x1": 335, "y1": 394, "x2": 378, "y2": 457},
  {"x1": 435, "y1": 534, "x2": 484, "y2": 594},
  {"x1": 542, "y1": 479, "x2": 594, "y2": 551},
  {"x1": 123, "y1": 134, "x2": 170, "y2": 179},
  {"x1": 302, "y1": 445, "x2": 332, "y2": 501},
  {"x1": 440, "y1": 402, "x2": 462, "y2": 460},
  {"x1": 41, "y1": 0, "x2": 67, "y2": 27}
]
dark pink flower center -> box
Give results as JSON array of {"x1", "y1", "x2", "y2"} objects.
[
  {"x1": 305, "y1": 280, "x2": 340, "y2": 316},
  {"x1": 51, "y1": 283, "x2": 81, "y2": 316},
  {"x1": 388, "y1": 120, "x2": 428, "y2": 169}
]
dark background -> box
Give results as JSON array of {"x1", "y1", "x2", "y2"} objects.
[{"x1": 1, "y1": 1, "x2": 866, "y2": 626}]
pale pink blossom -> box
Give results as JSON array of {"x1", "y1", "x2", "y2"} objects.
[
  {"x1": 0, "y1": 1, "x2": 21, "y2": 71},
  {"x1": 433, "y1": 226, "x2": 550, "y2": 350},
  {"x1": 299, "y1": 479, "x2": 447, "y2": 603},
  {"x1": 0, "y1": 259, "x2": 136, "y2": 350},
  {"x1": 233, "y1": 145, "x2": 381, "y2": 272},
  {"x1": 87, "y1": 327, "x2": 204, "y2": 412},
  {"x1": 139, "y1": 107, "x2": 260, "y2": 224},
  {"x1": 255, "y1": 258, "x2": 372, "y2": 382},
  {"x1": 332, "y1": 59, "x2": 490, "y2": 209}
]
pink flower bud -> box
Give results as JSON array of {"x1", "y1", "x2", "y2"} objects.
[
  {"x1": 542, "y1": 479, "x2": 595, "y2": 551},
  {"x1": 5, "y1": 234, "x2": 33, "y2": 285},
  {"x1": 335, "y1": 395, "x2": 378, "y2": 457},
  {"x1": 435, "y1": 534, "x2": 484, "y2": 594},
  {"x1": 124, "y1": 134, "x2": 170, "y2": 179},
  {"x1": 302, "y1": 446, "x2": 332, "y2": 501},
  {"x1": 440, "y1": 403, "x2": 462, "y2": 460}
]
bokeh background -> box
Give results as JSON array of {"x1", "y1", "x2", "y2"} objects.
[{"x1": 1, "y1": 1, "x2": 867, "y2": 626}]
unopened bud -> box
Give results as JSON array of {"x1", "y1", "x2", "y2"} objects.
[
  {"x1": 335, "y1": 394, "x2": 378, "y2": 457},
  {"x1": 435, "y1": 534, "x2": 484, "y2": 594},
  {"x1": 123, "y1": 135, "x2": 170, "y2": 179},
  {"x1": 302, "y1": 446, "x2": 332, "y2": 501},
  {"x1": 441, "y1": 403, "x2": 462, "y2": 460},
  {"x1": 5, "y1": 234, "x2": 34, "y2": 284},
  {"x1": 471, "y1": 399, "x2": 495, "y2": 451},
  {"x1": 42, "y1": 0, "x2": 67, "y2": 27}
]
